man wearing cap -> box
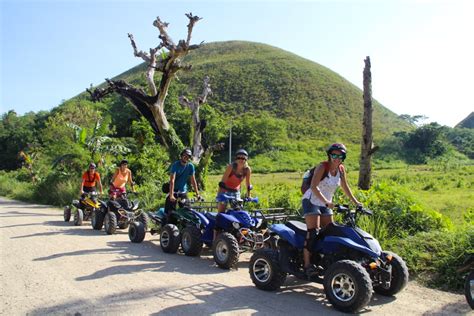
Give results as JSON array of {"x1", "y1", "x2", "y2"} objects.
[
  {"x1": 165, "y1": 148, "x2": 201, "y2": 215},
  {"x1": 80, "y1": 162, "x2": 103, "y2": 195}
]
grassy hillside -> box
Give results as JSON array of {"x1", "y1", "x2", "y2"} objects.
[
  {"x1": 455, "y1": 112, "x2": 474, "y2": 128},
  {"x1": 109, "y1": 41, "x2": 411, "y2": 143}
]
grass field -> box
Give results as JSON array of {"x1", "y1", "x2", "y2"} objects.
[{"x1": 208, "y1": 165, "x2": 474, "y2": 225}]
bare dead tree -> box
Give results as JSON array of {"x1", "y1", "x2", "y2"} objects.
[
  {"x1": 87, "y1": 13, "x2": 205, "y2": 160},
  {"x1": 358, "y1": 56, "x2": 379, "y2": 190},
  {"x1": 86, "y1": 13, "x2": 224, "y2": 188},
  {"x1": 179, "y1": 76, "x2": 212, "y2": 161}
]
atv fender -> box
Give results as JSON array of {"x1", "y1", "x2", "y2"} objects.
[
  {"x1": 216, "y1": 213, "x2": 240, "y2": 230},
  {"x1": 321, "y1": 236, "x2": 381, "y2": 259},
  {"x1": 192, "y1": 210, "x2": 209, "y2": 227},
  {"x1": 270, "y1": 224, "x2": 305, "y2": 249}
]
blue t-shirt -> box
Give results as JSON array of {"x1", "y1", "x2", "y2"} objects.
[{"x1": 170, "y1": 160, "x2": 195, "y2": 193}]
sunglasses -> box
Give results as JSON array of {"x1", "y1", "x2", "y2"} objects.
[
  {"x1": 330, "y1": 153, "x2": 345, "y2": 160},
  {"x1": 236, "y1": 156, "x2": 247, "y2": 161}
]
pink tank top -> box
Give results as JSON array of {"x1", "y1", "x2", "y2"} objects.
[{"x1": 113, "y1": 169, "x2": 130, "y2": 188}]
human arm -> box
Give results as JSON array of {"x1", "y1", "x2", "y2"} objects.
[
  {"x1": 310, "y1": 164, "x2": 334, "y2": 208},
  {"x1": 340, "y1": 170, "x2": 361, "y2": 206},
  {"x1": 245, "y1": 166, "x2": 252, "y2": 198},
  {"x1": 80, "y1": 179, "x2": 85, "y2": 195},
  {"x1": 128, "y1": 169, "x2": 135, "y2": 192},
  {"x1": 97, "y1": 173, "x2": 103, "y2": 195},
  {"x1": 110, "y1": 169, "x2": 119, "y2": 185},
  {"x1": 169, "y1": 172, "x2": 176, "y2": 202},
  {"x1": 190, "y1": 174, "x2": 201, "y2": 200}
]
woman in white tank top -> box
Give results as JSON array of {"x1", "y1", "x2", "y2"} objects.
[{"x1": 302, "y1": 143, "x2": 361, "y2": 277}]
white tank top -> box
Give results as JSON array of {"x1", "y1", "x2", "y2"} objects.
[{"x1": 302, "y1": 170, "x2": 341, "y2": 206}]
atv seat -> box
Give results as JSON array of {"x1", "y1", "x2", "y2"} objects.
[
  {"x1": 286, "y1": 220, "x2": 307, "y2": 236},
  {"x1": 205, "y1": 212, "x2": 217, "y2": 221}
]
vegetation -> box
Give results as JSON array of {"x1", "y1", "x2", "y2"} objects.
[{"x1": 1, "y1": 41, "x2": 472, "y2": 293}]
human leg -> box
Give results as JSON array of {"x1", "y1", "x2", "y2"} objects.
[{"x1": 303, "y1": 214, "x2": 320, "y2": 269}]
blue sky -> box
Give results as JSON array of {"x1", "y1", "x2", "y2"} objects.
[{"x1": 1, "y1": 0, "x2": 473, "y2": 127}]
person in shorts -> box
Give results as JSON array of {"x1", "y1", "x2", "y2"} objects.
[{"x1": 302, "y1": 143, "x2": 361, "y2": 277}]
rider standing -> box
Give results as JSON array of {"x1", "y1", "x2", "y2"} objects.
[
  {"x1": 80, "y1": 162, "x2": 103, "y2": 195},
  {"x1": 165, "y1": 148, "x2": 201, "y2": 216},
  {"x1": 302, "y1": 143, "x2": 361, "y2": 277},
  {"x1": 216, "y1": 149, "x2": 253, "y2": 213}
]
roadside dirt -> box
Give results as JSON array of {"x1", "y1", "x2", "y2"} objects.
[{"x1": 0, "y1": 197, "x2": 470, "y2": 315}]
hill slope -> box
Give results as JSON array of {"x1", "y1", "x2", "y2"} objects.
[
  {"x1": 455, "y1": 112, "x2": 474, "y2": 129},
  {"x1": 111, "y1": 41, "x2": 410, "y2": 143}
]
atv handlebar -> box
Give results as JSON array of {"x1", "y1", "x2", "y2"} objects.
[
  {"x1": 335, "y1": 204, "x2": 372, "y2": 216},
  {"x1": 216, "y1": 194, "x2": 259, "y2": 204}
]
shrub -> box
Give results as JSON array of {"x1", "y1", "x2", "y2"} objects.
[{"x1": 387, "y1": 226, "x2": 474, "y2": 292}]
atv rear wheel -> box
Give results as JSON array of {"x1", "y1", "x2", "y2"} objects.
[
  {"x1": 181, "y1": 226, "x2": 203, "y2": 256},
  {"x1": 465, "y1": 270, "x2": 474, "y2": 309},
  {"x1": 324, "y1": 260, "x2": 373, "y2": 313},
  {"x1": 160, "y1": 224, "x2": 180, "y2": 253},
  {"x1": 74, "y1": 209, "x2": 84, "y2": 226},
  {"x1": 249, "y1": 248, "x2": 287, "y2": 291},
  {"x1": 63, "y1": 206, "x2": 71, "y2": 222},
  {"x1": 374, "y1": 251, "x2": 409, "y2": 296},
  {"x1": 129, "y1": 221, "x2": 146, "y2": 243},
  {"x1": 91, "y1": 209, "x2": 105, "y2": 230},
  {"x1": 104, "y1": 212, "x2": 117, "y2": 235},
  {"x1": 213, "y1": 232, "x2": 239, "y2": 269}
]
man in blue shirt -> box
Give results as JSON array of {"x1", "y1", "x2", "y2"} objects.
[{"x1": 165, "y1": 148, "x2": 201, "y2": 215}]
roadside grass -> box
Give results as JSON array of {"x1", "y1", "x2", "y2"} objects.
[{"x1": 209, "y1": 165, "x2": 474, "y2": 226}]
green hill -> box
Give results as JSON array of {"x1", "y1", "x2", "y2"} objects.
[
  {"x1": 111, "y1": 41, "x2": 410, "y2": 143},
  {"x1": 455, "y1": 112, "x2": 474, "y2": 129}
]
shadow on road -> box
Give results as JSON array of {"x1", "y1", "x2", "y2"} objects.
[
  {"x1": 0, "y1": 222, "x2": 44, "y2": 229},
  {"x1": 0, "y1": 210, "x2": 58, "y2": 217},
  {"x1": 26, "y1": 281, "x2": 342, "y2": 315}
]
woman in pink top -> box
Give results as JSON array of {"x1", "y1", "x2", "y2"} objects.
[
  {"x1": 110, "y1": 159, "x2": 134, "y2": 197},
  {"x1": 216, "y1": 149, "x2": 252, "y2": 213}
]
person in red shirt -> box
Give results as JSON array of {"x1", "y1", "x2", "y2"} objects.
[{"x1": 80, "y1": 162, "x2": 103, "y2": 195}]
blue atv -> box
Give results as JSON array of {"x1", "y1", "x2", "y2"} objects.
[
  {"x1": 248, "y1": 205, "x2": 409, "y2": 313},
  {"x1": 181, "y1": 195, "x2": 272, "y2": 269}
]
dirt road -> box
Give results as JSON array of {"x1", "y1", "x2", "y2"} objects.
[{"x1": 0, "y1": 197, "x2": 470, "y2": 315}]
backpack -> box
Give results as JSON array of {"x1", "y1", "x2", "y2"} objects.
[{"x1": 300, "y1": 161, "x2": 345, "y2": 194}]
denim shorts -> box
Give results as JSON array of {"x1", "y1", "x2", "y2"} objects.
[
  {"x1": 302, "y1": 199, "x2": 333, "y2": 217},
  {"x1": 216, "y1": 191, "x2": 241, "y2": 203}
]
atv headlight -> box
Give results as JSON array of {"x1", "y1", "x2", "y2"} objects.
[{"x1": 232, "y1": 222, "x2": 241, "y2": 229}]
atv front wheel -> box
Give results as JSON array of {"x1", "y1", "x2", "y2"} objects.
[
  {"x1": 74, "y1": 209, "x2": 84, "y2": 226},
  {"x1": 213, "y1": 232, "x2": 239, "y2": 269},
  {"x1": 181, "y1": 226, "x2": 203, "y2": 256},
  {"x1": 465, "y1": 270, "x2": 474, "y2": 309},
  {"x1": 324, "y1": 260, "x2": 373, "y2": 313},
  {"x1": 91, "y1": 209, "x2": 105, "y2": 230},
  {"x1": 104, "y1": 212, "x2": 117, "y2": 235},
  {"x1": 374, "y1": 251, "x2": 409, "y2": 296},
  {"x1": 63, "y1": 206, "x2": 71, "y2": 222},
  {"x1": 129, "y1": 221, "x2": 146, "y2": 243},
  {"x1": 249, "y1": 248, "x2": 287, "y2": 291},
  {"x1": 136, "y1": 211, "x2": 149, "y2": 230},
  {"x1": 160, "y1": 224, "x2": 180, "y2": 253}
]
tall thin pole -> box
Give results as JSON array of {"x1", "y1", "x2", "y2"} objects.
[{"x1": 229, "y1": 124, "x2": 232, "y2": 164}]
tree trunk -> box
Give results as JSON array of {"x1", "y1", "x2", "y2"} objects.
[
  {"x1": 358, "y1": 56, "x2": 375, "y2": 190},
  {"x1": 87, "y1": 14, "x2": 226, "y2": 193}
]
